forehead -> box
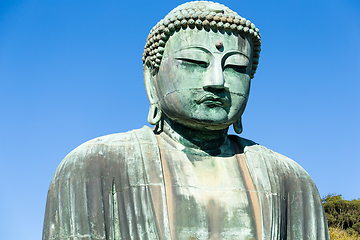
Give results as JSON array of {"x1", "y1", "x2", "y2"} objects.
[{"x1": 164, "y1": 29, "x2": 252, "y2": 57}]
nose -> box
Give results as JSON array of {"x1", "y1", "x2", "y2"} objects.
[{"x1": 202, "y1": 61, "x2": 229, "y2": 92}]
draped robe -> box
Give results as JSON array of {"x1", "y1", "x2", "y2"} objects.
[{"x1": 43, "y1": 126, "x2": 329, "y2": 239}]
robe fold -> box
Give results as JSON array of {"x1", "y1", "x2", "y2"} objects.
[{"x1": 43, "y1": 126, "x2": 329, "y2": 239}]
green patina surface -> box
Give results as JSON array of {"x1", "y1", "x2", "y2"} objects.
[{"x1": 43, "y1": 1, "x2": 330, "y2": 239}]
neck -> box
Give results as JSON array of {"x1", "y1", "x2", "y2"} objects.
[{"x1": 159, "y1": 117, "x2": 228, "y2": 150}]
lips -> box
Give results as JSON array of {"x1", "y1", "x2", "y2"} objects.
[{"x1": 196, "y1": 94, "x2": 229, "y2": 107}]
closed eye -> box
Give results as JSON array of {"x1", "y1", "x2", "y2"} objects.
[
  {"x1": 176, "y1": 58, "x2": 208, "y2": 68},
  {"x1": 224, "y1": 65, "x2": 247, "y2": 74}
]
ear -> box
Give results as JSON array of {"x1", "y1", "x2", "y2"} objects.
[
  {"x1": 233, "y1": 116, "x2": 243, "y2": 134},
  {"x1": 144, "y1": 58, "x2": 157, "y2": 104},
  {"x1": 144, "y1": 58, "x2": 162, "y2": 125}
]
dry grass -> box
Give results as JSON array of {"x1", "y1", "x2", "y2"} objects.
[{"x1": 329, "y1": 227, "x2": 360, "y2": 240}]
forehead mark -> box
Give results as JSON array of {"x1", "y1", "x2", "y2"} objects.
[{"x1": 215, "y1": 40, "x2": 224, "y2": 51}]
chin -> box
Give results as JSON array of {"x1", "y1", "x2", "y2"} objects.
[{"x1": 176, "y1": 117, "x2": 233, "y2": 131}]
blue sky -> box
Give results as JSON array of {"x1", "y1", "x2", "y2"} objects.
[{"x1": 0, "y1": 0, "x2": 359, "y2": 239}]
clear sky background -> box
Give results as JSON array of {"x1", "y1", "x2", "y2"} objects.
[{"x1": 0, "y1": 0, "x2": 359, "y2": 239}]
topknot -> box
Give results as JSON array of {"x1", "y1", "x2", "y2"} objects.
[{"x1": 143, "y1": 1, "x2": 261, "y2": 78}]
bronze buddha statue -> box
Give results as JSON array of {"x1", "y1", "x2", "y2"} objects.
[{"x1": 43, "y1": 2, "x2": 329, "y2": 239}]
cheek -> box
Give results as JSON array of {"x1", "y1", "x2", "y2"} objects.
[
  {"x1": 228, "y1": 94, "x2": 248, "y2": 118},
  {"x1": 163, "y1": 87, "x2": 200, "y2": 104},
  {"x1": 155, "y1": 63, "x2": 175, "y2": 98},
  {"x1": 159, "y1": 90, "x2": 199, "y2": 119},
  {"x1": 156, "y1": 68, "x2": 204, "y2": 98},
  {"x1": 226, "y1": 75, "x2": 250, "y2": 96}
]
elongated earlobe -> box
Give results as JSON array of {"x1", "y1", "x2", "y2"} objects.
[
  {"x1": 144, "y1": 58, "x2": 162, "y2": 125},
  {"x1": 233, "y1": 117, "x2": 243, "y2": 134},
  {"x1": 148, "y1": 104, "x2": 162, "y2": 125}
]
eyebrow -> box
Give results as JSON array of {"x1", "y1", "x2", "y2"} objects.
[
  {"x1": 176, "y1": 46, "x2": 213, "y2": 57},
  {"x1": 223, "y1": 50, "x2": 250, "y2": 60},
  {"x1": 175, "y1": 46, "x2": 250, "y2": 60}
]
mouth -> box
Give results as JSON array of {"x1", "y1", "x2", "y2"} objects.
[{"x1": 196, "y1": 94, "x2": 229, "y2": 107}]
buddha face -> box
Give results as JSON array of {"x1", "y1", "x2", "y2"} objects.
[{"x1": 151, "y1": 29, "x2": 252, "y2": 131}]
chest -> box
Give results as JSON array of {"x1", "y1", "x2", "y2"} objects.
[{"x1": 160, "y1": 147, "x2": 257, "y2": 240}]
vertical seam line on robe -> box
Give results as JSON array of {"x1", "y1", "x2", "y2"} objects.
[
  {"x1": 133, "y1": 129, "x2": 159, "y2": 240},
  {"x1": 233, "y1": 141, "x2": 262, "y2": 240},
  {"x1": 134, "y1": 127, "x2": 172, "y2": 240},
  {"x1": 112, "y1": 177, "x2": 122, "y2": 240},
  {"x1": 156, "y1": 134, "x2": 175, "y2": 240}
]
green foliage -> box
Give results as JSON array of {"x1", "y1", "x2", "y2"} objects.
[
  {"x1": 322, "y1": 194, "x2": 360, "y2": 238},
  {"x1": 329, "y1": 227, "x2": 360, "y2": 240}
]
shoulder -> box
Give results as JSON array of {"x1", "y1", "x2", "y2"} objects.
[
  {"x1": 233, "y1": 136, "x2": 320, "y2": 195},
  {"x1": 231, "y1": 135, "x2": 313, "y2": 180},
  {"x1": 52, "y1": 126, "x2": 156, "y2": 179},
  {"x1": 68, "y1": 125, "x2": 155, "y2": 155}
]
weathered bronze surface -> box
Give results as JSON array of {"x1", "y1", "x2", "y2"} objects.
[{"x1": 43, "y1": 1, "x2": 330, "y2": 239}]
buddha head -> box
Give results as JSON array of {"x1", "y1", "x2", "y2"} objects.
[{"x1": 143, "y1": 1, "x2": 261, "y2": 134}]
